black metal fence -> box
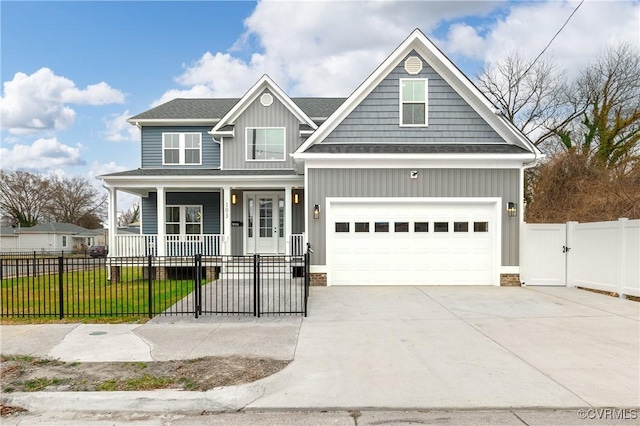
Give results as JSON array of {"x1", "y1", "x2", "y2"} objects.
[{"x1": 0, "y1": 253, "x2": 309, "y2": 319}]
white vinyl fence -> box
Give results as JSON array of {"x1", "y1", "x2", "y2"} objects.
[{"x1": 522, "y1": 218, "x2": 640, "y2": 298}]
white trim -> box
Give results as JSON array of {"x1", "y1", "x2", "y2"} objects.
[
  {"x1": 162, "y1": 132, "x2": 203, "y2": 166},
  {"x1": 128, "y1": 119, "x2": 219, "y2": 127},
  {"x1": 243, "y1": 191, "x2": 285, "y2": 255},
  {"x1": 500, "y1": 266, "x2": 520, "y2": 274},
  {"x1": 310, "y1": 265, "x2": 327, "y2": 274},
  {"x1": 325, "y1": 197, "x2": 502, "y2": 286},
  {"x1": 245, "y1": 127, "x2": 286, "y2": 162},
  {"x1": 295, "y1": 29, "x2": 537, "y2": 156},
  {"x1": 399, "y1": 78, "x2": 428, "y2": 127},
  {"x1": 212, "y1": 75, "x2": 317, "y2": 133},
  {"x1": 300, "y1": 156, "x2": 533, "y2": 170},
  {"x1": 220, "y1": 136, "x2": 224, "y2": 170},
  {"x1": 165, "y1": 205, "x2": 203, "y2": 236}
]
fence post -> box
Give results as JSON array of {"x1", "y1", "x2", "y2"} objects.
[
  {"x1": 58, "y1": 256, "x2": 64, "y2": 320},
  {"x1": 253, "y1": 254, "x2": 260, "y2": 317},
  {"x1": 147, "y1": 255, "x2": 153, "y2": 318},
  {"x1": 618, "y1": 218, "x2": 628, "y2": 299},
  {"x1": 565, "y1": 221, "x2": 578, "y2": 288},
  {"x1": 304, "y1": 251, "x2": 310, "y2": 317},
  {"x1": 193, "y1": 254, "x2": 202, "y2": 318},
  {"x1": 0, "y1": 258, "x2": 3, "y2": 281}
]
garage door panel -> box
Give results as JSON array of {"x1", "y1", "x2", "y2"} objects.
[{"x1": 328, "y1": 201, "x2": 498, "y2": 286}]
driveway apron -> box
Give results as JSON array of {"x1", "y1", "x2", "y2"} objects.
[{"x1": 248, "y1": 286, "x2": 640, "y2": 409}]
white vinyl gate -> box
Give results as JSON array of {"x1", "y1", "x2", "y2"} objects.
[{"x1": 521, "y1": 224, "x2": 567, "y2": 286}]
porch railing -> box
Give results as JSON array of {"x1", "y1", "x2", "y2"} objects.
[
  {"x1": 291, "y1": 233, "x2": 305, "y2": 256},
  {"x1": 114, "y1": 234, "x2": 222, "y2": 257}
]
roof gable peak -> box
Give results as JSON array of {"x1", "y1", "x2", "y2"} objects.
[{"x1": 211, "y1": 75, "x2": 317, "y2": 133}]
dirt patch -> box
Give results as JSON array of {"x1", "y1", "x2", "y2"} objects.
[{"x1": 0, "y1": 354, "x2": 289, "y2": 394}]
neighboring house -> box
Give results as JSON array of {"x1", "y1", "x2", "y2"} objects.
[
  {"x1": 0, "y1": 227, "x2": 19, "y2": 250},
  {"x1": 100, "y1": 29, "x2": 540, "y2": 286},
  {"x1": 0, "y1": 223, "x2": 103, "y2": 253}
]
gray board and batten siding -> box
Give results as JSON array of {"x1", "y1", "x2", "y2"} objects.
[
  {"x1": 307, "y1": 168, "x2": 520, "y2": 267},
  {"x1": 321, "y1": 51, "x2": 505, "y2": 145},
  {"x1": 223, "y1": 90, "x2": 306, "y2": 170},
  {"x1": 141, "y1": 192, "x2": 221, "y2": 235},
  {"x1": 141, "y1": 126, "x2": 220, "y2": 169}
]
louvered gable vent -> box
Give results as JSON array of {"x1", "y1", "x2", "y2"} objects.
[{"x1": 404, "y1": 56, "x2": 423, "y2": 75}]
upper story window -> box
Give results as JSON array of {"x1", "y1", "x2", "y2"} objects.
[
  {"x1": 246, "y1": 127, "x2": 285, "y2": 161},
  {"x1": 162, "y1": 133, "x2": 202, "y2": 165},
  {"x1": 400, "y1": 79, "x2": 428, "y2": 126}
]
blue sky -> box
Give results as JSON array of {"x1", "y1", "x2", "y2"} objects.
[{"x1": 1, "y1": 0, "x2": 639, "y2": 211}]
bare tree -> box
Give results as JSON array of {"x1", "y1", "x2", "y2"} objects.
[
  {"x1": 118, "y1": 202, "x2": 140, "y2": 227},
  {"x1": 0, "y1": 171, "x2": 50, "y2": 227},
  {"x1": 478, "y1": 53, "x2": 580, "y2": 147},
  {"x1": 43, "y1": 175, "x2": 107, "y2": 228}
]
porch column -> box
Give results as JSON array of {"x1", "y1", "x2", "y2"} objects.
[
  {"x1": 284, "y1": 185, "x2": 292, "y2": 255},
  {"x1": 107, "y1": 186, "x2": 117, "y2": 256},
  {"x1": 222, "y1": 186, "x2": 232, "y2": 255},
  {"x1": 156, "y1": 186, "x2": 166, "y2": 256}
]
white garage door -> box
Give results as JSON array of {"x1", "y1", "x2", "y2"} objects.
[{"x1": 328, "y1": 199, "x2": 499, "y2": 285}]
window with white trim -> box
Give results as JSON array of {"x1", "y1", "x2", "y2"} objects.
[
  {"x1": 165, "y1": 205, "x2": 202, "y2": 235},
  {"x1": 246, "y1": 128, "x2": 285, "y2": 161},
  {"x1": 162, "y1": 133, "x2": 202, "y2": 165},
  {"x1": 400, "y1": 79, "x2": 428, "y2": 126}
]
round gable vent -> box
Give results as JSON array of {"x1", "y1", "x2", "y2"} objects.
[
  {"x1": 260, "y1": 93, "x2": 274, "y2": 107},
  {"x1": 404, "y1": 56, "x2": 423, "y2": 75}
]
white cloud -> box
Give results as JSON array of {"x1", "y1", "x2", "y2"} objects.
[
  {"x1": 88, "y1": 161, "x2": 128, "y2": 178},
  {"x1": 0, "y1": 68, "x2": 125, "y2": 134},
  {"x1": 104, "y1": 110, "x2": 140, "y2": 142},
  {"x1": 445, "y1": 23, "x2": 487, "y2": 59},
  {"x1": 153, "y1": 1, "x2": 503, "y2": 102},
  {"x1": 0, "y1": 137, "x2": 84, "y2": 170},
  {"x1": 88, "y1": 161, "x2": 139, "y2": 213},
  {"x1": 476, "y1": 1, "x2": 640, "y2": 76}
]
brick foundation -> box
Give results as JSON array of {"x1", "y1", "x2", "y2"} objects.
[
  {"x1": 310, "y1": 273, "x2": 327, "y2": 286},
  {"x1": 500, "y1": 273, "x2": 521, "y2": 286}
]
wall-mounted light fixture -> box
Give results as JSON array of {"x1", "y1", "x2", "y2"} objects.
[
  {"x1": 294, "y1": 192, "x2": 299, "y2": 204},
  {"x1": 231, "y1": 193, "x2": 237, "y2": 205},
  {"x1": 506, "y1": 202, "x2": 517, "y2": 217},
  {"x1": 313, "y1": 204, "x2": 320, "y2": 219}
]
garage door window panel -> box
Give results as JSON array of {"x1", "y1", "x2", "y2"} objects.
[
  {"x1": 355, "y1": 222, "x2": 370, "y2": 233},
  {"x1": 395, "y1": 222, "x2": 409, "y2": 232},
  {"x1": 454, "y1": 222, "x2": 469, "y2": 232},
  {"x1": 414, "y1": 222, "x2": 429, "y2": 233},
  {"x1": 335, "y1": 222, "x2": 350, "y2": 233},
  {"x1": 434, "y1": 222, "x2": 449, "y2": 232},
  {"x1": 375, "y1": 222, "x2": 389, "y2": 232},
  {"x1": 474, "y1": 222, "x2": 489, "y2": 232}
]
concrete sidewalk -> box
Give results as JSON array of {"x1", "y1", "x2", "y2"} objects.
[{"x1": 1, "y1": 286, "x2": 638, "y2": 415}]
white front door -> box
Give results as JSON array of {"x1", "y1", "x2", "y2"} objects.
[{"x1": 245, "y1": 192, "x2": 284, "y2": 254}]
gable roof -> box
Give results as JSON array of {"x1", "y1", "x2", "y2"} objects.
[
  {"x1": 211, "y1": 75, "x2": 318, "y2": 134},
  {"x1": 17, "y1": 223, "x2": 99, "y2": 235},
  {"x1": 294, "y1": 29, "x2": 539, "y2": 156}
]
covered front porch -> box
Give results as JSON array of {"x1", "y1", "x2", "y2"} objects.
[{"x1": 101, "y1": 170, "x2": 306, "y2": 257}]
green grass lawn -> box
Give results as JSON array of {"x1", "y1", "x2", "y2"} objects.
[{"x1": 1, "y1": 265, "x2": 204, "y2": 323}]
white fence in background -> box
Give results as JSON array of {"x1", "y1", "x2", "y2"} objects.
[{"x1": 522, "y1": 218, "x2": 640, "y2": 298}]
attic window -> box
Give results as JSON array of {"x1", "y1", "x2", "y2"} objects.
[
  {"x1": 404, "y1": 56, "x2": 423, "y2": 75},
  {"x1": 400, "y1": 79, "x2": 428, "y2": 126},
  {"x1": 260, "y1": 93, "x2": 274, "y2": 107}
]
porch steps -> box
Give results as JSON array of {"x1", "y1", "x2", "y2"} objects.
[{"x1": 220, "y1": 258, "x2": 304, "y2": 278}]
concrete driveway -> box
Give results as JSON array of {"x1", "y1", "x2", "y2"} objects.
[{"x1": 249, "y1": 285, "x2": 640, "y2": 409}]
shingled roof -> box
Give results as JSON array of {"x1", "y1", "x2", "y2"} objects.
[{"x1": 129, "y1": 98, "x2": 346, "y2": 122}]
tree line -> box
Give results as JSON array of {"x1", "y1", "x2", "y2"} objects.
[
  {"x1": 478, "y1": 43, "x2": 640, "y2": 222},
  {"x1": 0, "y1": 171, "x2": 107, "y2": 229}
]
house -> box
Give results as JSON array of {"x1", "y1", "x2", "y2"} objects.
[
  {"x1": 0, "y1": 223, "x2": 104, "y2": 253},
  {"x1": 99, "y1": 29, "x2": 540, "y2": 286}
]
